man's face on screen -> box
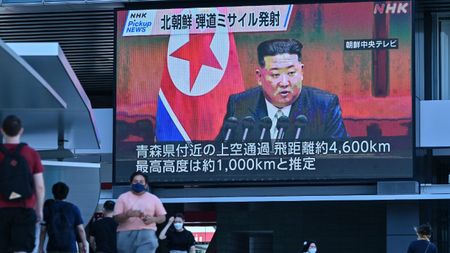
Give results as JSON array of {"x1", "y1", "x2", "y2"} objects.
[{"x1": 257, "y1": 53, "x2": 303, "y2": 108}]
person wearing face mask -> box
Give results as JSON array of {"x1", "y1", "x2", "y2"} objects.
[
  {"x1": 159, "y1": 213, "x2": 196, "y2": 253},
  {"x1": 407, "y1": 223, "x2": 437, "y2": 253},
  {"x1": 114, "y1": 171, "x2": 167, "y2": 253},
  {"x1": 301, "y1": 240, "x2": 318, "y2": 253}
]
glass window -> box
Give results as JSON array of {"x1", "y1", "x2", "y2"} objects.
[{"x1": 439, "y1": 19, "x2": 450, "y2": 100}]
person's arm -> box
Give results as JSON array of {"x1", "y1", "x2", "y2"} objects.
[
  {"x1": 188, "y1": 231, "x2": 196, "y2": 253},
  {"x1": 142, "y1": 214, "x2": 166, "y2": 225},
  {"x1": 114, "y1": 212, "x2": 129, "y2": 223},
  {"x1": 143, "y1": 196, "x2": 167, "y2": 225},
  {"x1": 114, "y1": 210, "x2": 143, "y2": 223},
  {"x1": 89, "y1": 235, "x2": 96, "y2": 252},
  {"x1": 325, "y1": 95, "x2": 348, "y2": 140},
  {"x1": 72, "y1": 205, "x2": 88, "y2": 253},
  {"x1": 33, "y1": 172, "x2": 45, "y2": 222},
  {"x1": 76, "y1": 224, "x2": 88, "y2": 253},
  {"x1": 38, "y1": 224, "x2": 47, "y2": 253},
  {"x1": 158, "y1": 216, "x2": 174, "y2": 240}
]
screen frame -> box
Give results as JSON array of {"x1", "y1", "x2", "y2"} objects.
[{"x1": 113, "y1": 0, "x2": 416, "y2": 187}]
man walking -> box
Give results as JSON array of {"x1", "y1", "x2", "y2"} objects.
[
  {"x1": 114, "y1": 171, "x2": 166, "y2": 253},
  {"x1": 38, "y1": 182, "x2": 88, "y2": 253},
  {"x1": 0, "y1": 115, "x2": 45, "y2": 253},
  {"x1": 90, "y1": 200, "x2": 118, "y2": 253}
]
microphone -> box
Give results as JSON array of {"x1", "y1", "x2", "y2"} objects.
[
  {"x1": 223, "y1": 117, "x2": 238, "y2": 142},
  {"x1": 295, "y1": 115, "x2": 308, "y2": 140},
  {"x1": 241, "y1": 116, "x2": 255, "y2": 142},
  {"x1": 275, "y1": 116, "x2": 290, "y2": 140},
  {"x1": 259, "y1": 116, "x2": 272, "y2": 141}
]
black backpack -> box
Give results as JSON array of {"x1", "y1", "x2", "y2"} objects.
[
  {"x1": 0, "y1": 143, "x2": 34, "y2": 201},
  {"x1": 48, "y1": 202, "x2": 74, "y2": 250}
]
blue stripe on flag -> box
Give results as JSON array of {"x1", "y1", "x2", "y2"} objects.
[
  {"x1": 284, "y1": 5, "x2": 292, "y2": 28},
  {"x1": 155, "y1": 95, "x2": 184, "y2": 141}
]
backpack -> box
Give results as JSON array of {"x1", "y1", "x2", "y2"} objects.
[
  {"x1": 0, "y1": 143, "x2": 34, "y2": 201},
  {"x1": 48, "y1": 202, "x2": 74, "y2": 250}
]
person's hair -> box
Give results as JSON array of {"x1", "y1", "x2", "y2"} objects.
[
  {"x1": 257, "y1": 39, "x2": 303, "y2": 67},
  {"x1": 52, "y1": 182, "x2": 69, "y2": 200},
  {"x1": 103, "y1": 200, "x2": 115, "y2": 212},
  {"x1": 129, "y1": 171, "x2": 148, "y2": 184},
  {"x1": 415, "y1": 223, "x2": 432, "y2": 236},
  {"x1": 174, "y1": 213, "x2": 185, "y2": 221},
  {"x1": 2, "y1": 115, "x2": 22, "y2": 137},
  {"x1": 301, "y1": 240, "x2": 317, "y2": 253}
]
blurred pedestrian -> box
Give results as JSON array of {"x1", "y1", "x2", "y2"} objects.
[
  {"x1": 90, "y1": 200, "x2": 118, "y2": 253},
  {"x1": 407, "y1": 223, "x2": 437, "y2": 253},
  {"x1": 302, "y1": 240, "x2": 318, "y2": 253},
  {"x1": 38, "y1": 182, "x2": 88, "y2": 253},
  {"x1": 159, "y1": 213, "x2": 195, "y2": 253},
  {"x1": 0, "y1": 115, "x2": 45, "y2": 253}
]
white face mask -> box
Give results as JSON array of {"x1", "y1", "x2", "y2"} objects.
[
  {"x1": 308, "y1": 248, "x2": 317, "y2": 253},
  {"x1": 173, "y1": 222, "x2": 183, "y2": 230}
]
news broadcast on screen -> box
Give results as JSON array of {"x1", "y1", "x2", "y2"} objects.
[{"x1": 115, "y1": 1, "x2": 413, "y2": 183}]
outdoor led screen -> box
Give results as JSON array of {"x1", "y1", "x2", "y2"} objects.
[{"x1": 115, "y1": 1, "x2": 413, "y2": 183}]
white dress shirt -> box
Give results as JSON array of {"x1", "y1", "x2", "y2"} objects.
[{"x1": 265, "y1": 99, "x2": 291, "y2": 139}]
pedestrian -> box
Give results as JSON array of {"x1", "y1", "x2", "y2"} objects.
[
  {"x1": 407, "y1": 223, "x2": 437, "y2": 253},
  {"x1": 38, "y1": 182, "x2": 88, "y2": 253},
  {"x1": 0, "y1": 115, "x2": 45, "y2": 253},
  {"x1": 302, "y1": 240, "x2": 318, "y2": 253},
  {"x1": 159, "y1": 213, "x2": 196, "y2": 253},
  {"x1": 90, "y1": 200, "x2": 118, "y2": 253},
  {"x1": 114, "y1": 171, "x2": 166, "y2": 253}
]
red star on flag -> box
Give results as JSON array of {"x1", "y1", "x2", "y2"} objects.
[{"x1": 170, "y1": 33, "x2": 222, "y2": 91}]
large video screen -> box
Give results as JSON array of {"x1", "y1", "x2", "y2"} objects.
[{"x1": 115, "y1": 1, "x2": 413, "y2": 183}]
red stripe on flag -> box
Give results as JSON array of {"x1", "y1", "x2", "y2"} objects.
[{"x1": 160, "y1": 33, "x2": 245, "y2": 140}]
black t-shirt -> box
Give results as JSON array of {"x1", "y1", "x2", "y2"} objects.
[
  {"x1": 407, "y1": 240, "x2": 437, "y2": 253},
  {"x1": 90, "y1": 217, "x2": 118, "y2": 253},
  {"x1": 166, "y1": 228, "x2": 196, "y2": 251}
]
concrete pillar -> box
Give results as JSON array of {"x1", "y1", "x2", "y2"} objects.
[{"x1": 386, "y1": 202, "x2": 419, "y2": 253}]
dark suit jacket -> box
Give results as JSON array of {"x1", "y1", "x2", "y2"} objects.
[{"x1": 216, "y1": 86, "x2": 348, "y2": 142}]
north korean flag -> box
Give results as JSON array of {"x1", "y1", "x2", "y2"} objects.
[{"x1": 156, "y1": 25, "x2": 245, "y2": 141}]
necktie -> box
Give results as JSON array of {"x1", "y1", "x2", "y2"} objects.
[{"x1": 271, "y1": 109, "x2": 284, "y2": 139}]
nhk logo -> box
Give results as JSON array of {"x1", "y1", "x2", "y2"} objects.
[
  {"x1": 123, "y1": 10, "x2": 156, "y2": 36},
  {"x1": 130, "y1": 12, "x2": 147, "y2": 19},
  {"x1": 374, "y1": 2, "x2": 409, "y2": 14}
]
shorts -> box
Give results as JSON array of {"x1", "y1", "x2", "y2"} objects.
[
  {"x1": 0, "y1": 207, "x2": 37, "y2": 252},
  {"x1": 117, "y1": 229, "x2": 158, "y2": 253}
]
